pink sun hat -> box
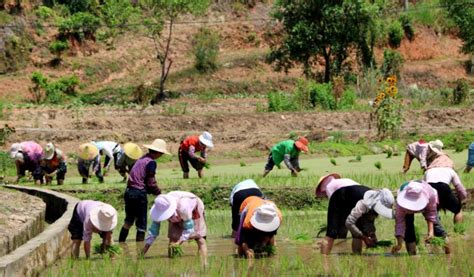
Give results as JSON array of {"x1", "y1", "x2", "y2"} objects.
[{"x1": 396, "y1": 181, "x2": 429, "y2": 211}]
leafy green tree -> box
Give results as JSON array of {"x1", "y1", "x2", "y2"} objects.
[
  {"x1": 268, "y1": 0, "x2": 378, "y2": 82},
  {"x1": 100, "y1": 0, "x2": 139, "y2": 46},
  {"x1": 140, "y1": 0, "x2": 210, "y2": 104},
  {"x1": 49, "y1": 40, "x2": 68, "y2": 65},
  {"x1": 441, "y1": 0, "x2": 474, "y2": 54}
]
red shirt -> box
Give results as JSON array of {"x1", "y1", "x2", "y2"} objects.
[{"x1": 181, "y1": 136, "x2": 204, "y2": 152}]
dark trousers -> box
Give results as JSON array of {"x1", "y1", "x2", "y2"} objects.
[
  {"x1": 178, "y1": 146, "x2": 204, "y2": 173},
  {"x1": 404, "y1": 213, "x2": 447, "y2": 243},
  {"x1": 124, "y1": 188, "x2": 148, "y2": 232},
  {"x1": 231, "y1": 188, "x2": 263, "y2": 231}
]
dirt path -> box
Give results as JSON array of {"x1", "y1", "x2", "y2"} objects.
[{"x1": 1, "y1": 104, "x2": 473, "y2": 156}]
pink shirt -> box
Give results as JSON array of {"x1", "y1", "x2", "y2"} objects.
[
  {"x1": 76, "y1": 200, "x2": 103, "y2": 242},
  {"x1": 395, "y1": 181, "x2": 438, "y2": 237},
  {"x1": 406, "y1": 142, "x2": 429, "y2": 169},
  {"x1": 424, "y1": 167, "x2": 467, "y2": 200},
  {"x1": 326, "y1": 178, "x2": 359, "y2": 198},
  {"x1": 168, "y1": 191, "x2": 199, "y2": 221},
  {"x1": 21, "y1": 141, "x2": 43, "y2": 162}
]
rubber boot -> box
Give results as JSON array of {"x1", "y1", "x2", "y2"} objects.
[
  {"x1": 119, "y1": 227, "x2": 130, "y2": 242},
  {"x1": 136, "y1": 231, "x2": 145, "y2": 242}
]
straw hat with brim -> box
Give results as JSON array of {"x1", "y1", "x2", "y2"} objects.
[
  {"x1": 124, "y1": 142, "x2": 143, "y2": 160},
  {"x1": 78, "y1": 143, "x2": 99, "y2": 160},
  {"x1": 44, "y1": 143, "x2": 55, "y2": 160},
  {"x1": 150, "y1": 194, "x2": 177, "y2": 222},
  {"x1": 363, "y1": 189, "x2": 394, "y2": 219},
  {"x1": 315, "y1": 173, "x2": 341, "y2": 198},
  {"x1": 89, "y1": 204, "x2": 118, "y2": 232},
  {"x1": 428, "y1": 140, "x2": 444, "y2": 155},
  {"x1": 9, "y1": 143, "x2": 21, "y2": 159},
  {"x1": 199, "y1": 131, "x2": 214, "y2": 148},
  {"x1": 143, "y1": 139, "x2": 171, "y2": 155},
  {"x1": 397, "y1": 182, "x2": 429, "y2": 212},
  {"x1": 250, "y1": 203, "x2": 281, "y2": 232},
  {"x1": 295, "y1": 137, "x2": 309, "y2": 153}
]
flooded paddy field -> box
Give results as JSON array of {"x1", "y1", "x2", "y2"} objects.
[{"x1": 44, "y1": 210, "x2": 474, "y2": 276}]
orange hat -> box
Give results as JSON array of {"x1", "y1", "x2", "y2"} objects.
[{"x1": 295, "y1": 137, "x2": 309, "y2": 153}]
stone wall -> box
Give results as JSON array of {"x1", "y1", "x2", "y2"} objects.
[
  {"x1": 0, "y1": 185, "x2": 78, "y2": 277},
  {"x1": 0, "y1": 189, "x2": 46, "y2": 257}
]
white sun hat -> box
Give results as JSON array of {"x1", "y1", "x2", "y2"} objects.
[
  {"x1": 150, "y1": 194, "x2": 177, "y2": 222},
  {"x1": 89, "y1": 204, "x2": 118, "y2": 232},
  {"x1": 428, "y1": 140, "x2": 444, "y2": 155},
  {"x1": 44, "y1": 143, "x2": 56, "y2": 160},
  {"x1": 143, "y1": 139, "x2": 171, "y2": 155},
  {"x1": 9, "y1": 143, "x2": 22, "y2": 159},
  {"x1": 363, "y1": 188, "x2": 394, "y2": 219},
  {"x1": 250, "y1": 203, "x2": 281, "y2": 232},
  {"x1": 198, "y1": 131, "x2": 214, "y2": 148},
  {"x1": 397, "y1": 181, "x2": 429, "y2": 212}
]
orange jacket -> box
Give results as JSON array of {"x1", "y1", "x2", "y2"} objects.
[{"x1": 239, "y1": 196, "x2": 282, "y2": 229}]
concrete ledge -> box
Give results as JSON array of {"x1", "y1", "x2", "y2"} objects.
[
  {"x1": 0, "y1": 185, "x2": 79, "y2": 277},
  {"x1": 0, "y1": 190, "x2": 46, "y2": 257}
]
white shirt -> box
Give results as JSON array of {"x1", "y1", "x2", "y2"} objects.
[
  {"x1": 229, "y1": 179, "x2": 260, "y2": 205},
  {"x1": 326, "y1": 178, "x2": 359, "y2": 199},
  {"x1": 93, "y1": 141, "x2": 122, "y2": 158},
  {"x1": 424, "y1": 167, "x2": 467, "y2": 200}
]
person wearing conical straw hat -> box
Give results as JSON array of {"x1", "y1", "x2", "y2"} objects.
[
  {"x1": 403, "y1": 139, "x2": 453, "y2": 173},
  {"x1": 37, "y1": 142, "x2": 67, "y2": 185},
  {"x1": 8, "y1": 141, "x2": 43, "y2": 184},
  {"x1": 316, "y1": 173, "x2": 394, "y2": 255},
  {"x1": 118, "y1": 139, "x2": 171, "y2": 243},
  {"x1": 91, "y1": 140, "x2": 123, "y2": 177},
  {"x1": 235, "y1": 196, "x2": 282, "y2": 258},
  {"x1": 262, "y1": 137, "x2": 309, "y2": 177},
  {"x1": 178, "y1": 131, "x2": 214, "y2": 179},
  {"x1": 67, "y1": 200, "x2": 118, "y2": 259},
  {"x1": 391, "y1": 180, "x2": 450, "y2": 255},
  {"x1": 142, "y1": 191, "x2": 208, "y2": 257},
  {"x1": 77, "y1": 143, "x2": 103, "y2": 184},
  {"x1": 115, "y1": 142, "x2": 143, "y2": 182}
]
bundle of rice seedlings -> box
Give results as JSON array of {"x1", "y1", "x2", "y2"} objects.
[
  {"x1": 168, "y1": 244, "x2": 184, "y2": 258},
  {"x1": 93, "y1": 243, "x2": 122, "y2": 255}
]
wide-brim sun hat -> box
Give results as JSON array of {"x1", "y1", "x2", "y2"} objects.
[
  {"x1": 199, "y1": 131, "x2": 214, "y2": 148},
  {"x1": 250, "y1": 203, "x2": 281, "y2": 232},
  {"x1": 78, "y1": 143, "x2": 99, "y2": 160},
  {"x1": 315, "y1": 173, "x2": 341, "y2": 198},
  {"x1": 89, "y1": 204, "x2": 118, "y2": 232},
  {"x1": 150, "y1": 194, "x2": 177, "y2": 222},
  {"x1": 143, "y1": 139, "x2": 171, "y2": 155},
  {"x1": 295, "y1": 137, "x2": 309, "y2": 153},
  {"x1": 428, "y1": 139, "x2": 444, "y2": 155},
  {"x1": 124, "y1": 142, "x2": 143, "y2": 160},
  {"x1": 363, "y1": 189, "x2": 394, "y2": 219},
  {"x1": 397, "y1": 181, "x2": 429, "y2": 212},
  {"x1": 44, "y1": 143, "x2": 55, "y2": 160},
  {"x1": 9, "y1": 143, "x2": 21, "y2": 159}
]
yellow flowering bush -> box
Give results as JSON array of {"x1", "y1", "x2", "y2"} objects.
[{"x1": 372, "y1": 75, "x2": 402, "y2": 139}]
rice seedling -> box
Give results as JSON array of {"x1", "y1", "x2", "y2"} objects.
[
  {"x1": 454, "y1": 222, "x2": 466, "y2": 235},
  {"x1": 239, "y1": 161, "x2": 246, "y2": 167},
  {"x1": 93, "y1": 243, "x2": 122, "y2": 256},
  {"x1": 374, "y1": 161, "x2": 382, "y2": 170},
  {"x1": 330, "y1": 158, "x2": 337, "y2": 166}
]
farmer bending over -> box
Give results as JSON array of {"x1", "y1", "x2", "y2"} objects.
[
  {"x1": 230, "y1": 179, "x2": 264, "y2": 238},
  {"x1": 424, "y1": 167, "x2": 467, "y2": 224},
  {"x1": 142, "y1": 191, "x2": 207, "y2": 257},
  {"x1": 92, "y1": 140, "x2": 123, "y2": 177},
  {"x1": 178, "y1": 132, "x2": 214, "y2": 179},
  {"x1": 391, "y1": 180, "x2": 450, "y2": 255},
  {"x1": 403, "y1": 140, "x2": 452, "y2": 173},
  {"x1": 38, "y1": 143, "x2": 67, "y2": 185},
  {"x1": 115, "y1": 142, "x2": 143, "y2": 182},
  {"x1": 9, "y1": 141, "x2": 43, "y2": 184},
  {"x1": 68, "y1": 200, "x2": 118, "y2": 259},
  {"x1": 118, "y1": 139, "x2": 170, "y2": 242},
  {"x1": 77, "y1": 143, "x2": 103, "y2": 184},
  {"x1": 235, "y1": 196, "x2": 282, "y2": 259},
  {"x1": 263, "y1": 137, "x2": 309, "y2": 177}
]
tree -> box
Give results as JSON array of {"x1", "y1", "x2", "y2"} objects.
[
  {"x1": 267, "y1": 0, "x2": 378, "y2": 82},
  {"x1": 441, "y1": 0, "x2": 474, "y2": 54},
  {"x1": 140, "y1": 0, "x2": 210, "y2": 104},
  {"x1": 100, "y1": 0, "x2": 139, "y2": 46},
  {"x1": 49, "y1": 40, "x2": 68, "y2": 65}
]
